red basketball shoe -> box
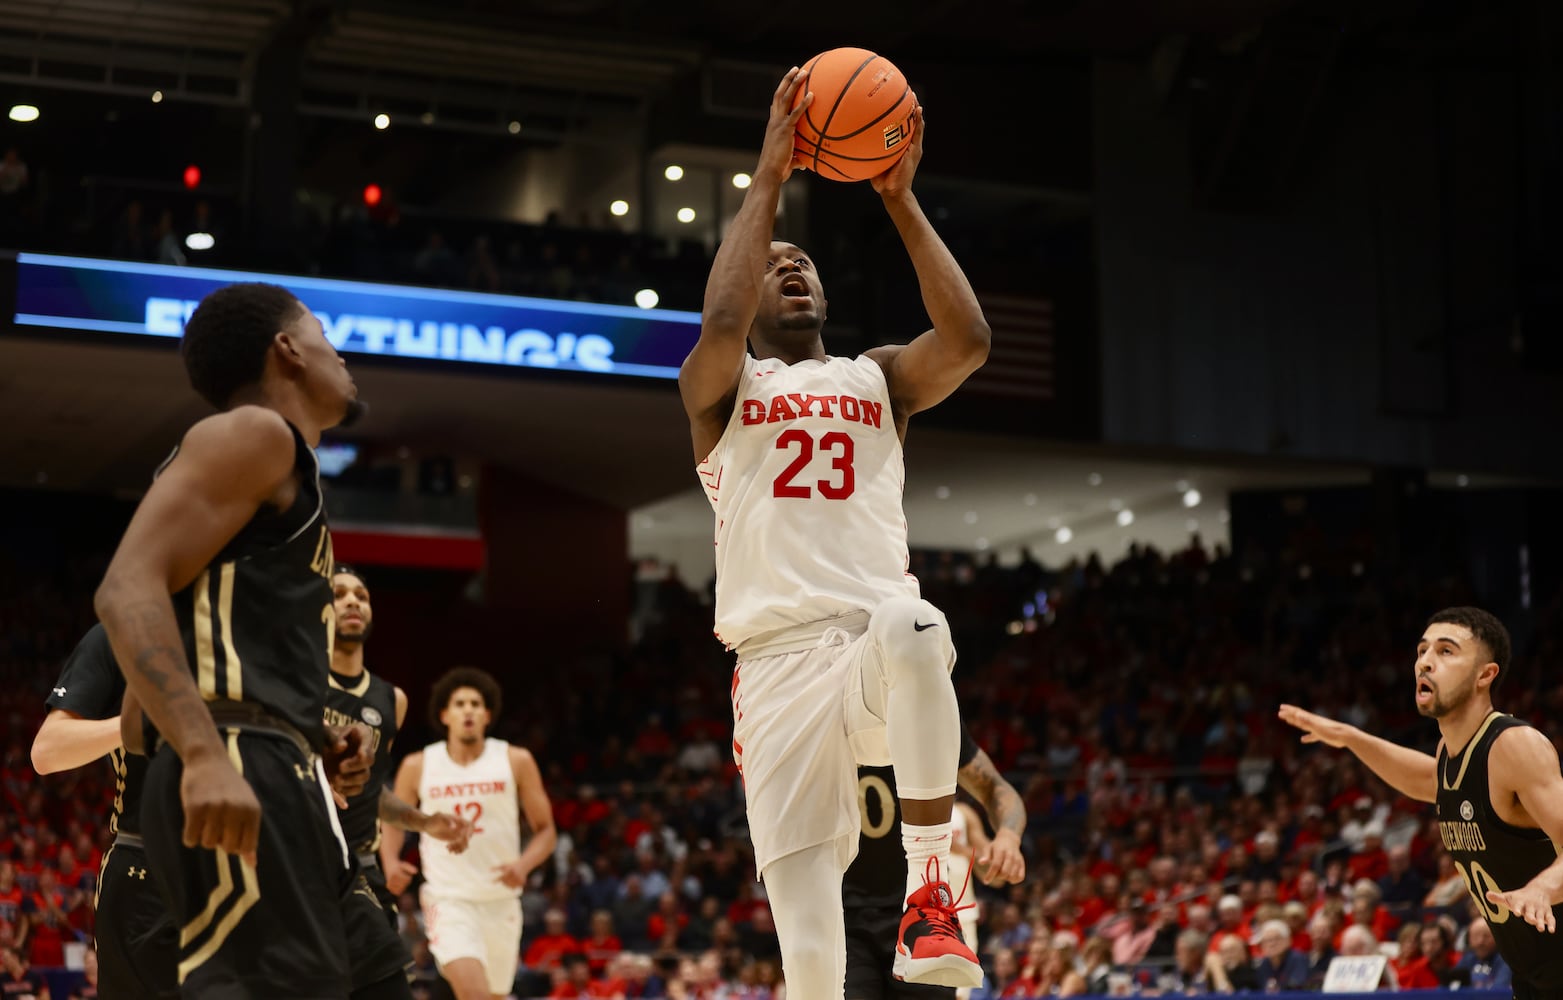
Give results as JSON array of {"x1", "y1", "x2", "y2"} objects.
[{"x1": 893, "y1": 858, "x2": 982, "y2": 988}]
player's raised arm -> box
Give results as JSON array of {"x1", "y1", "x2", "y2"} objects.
[
  {"x1": 865, "y1": 106, "x2": 991, "y2": 420},
  {"x1": 680, "y1": 68, "x2": 811, "y2": 455},
  {"x1": 1277, "y1": 704, "x2": 1438, "y2": 803},
  {"x1": 493, "y1": 746, "x2": 557, "y2": 890},
  {"x1": 1485, "y1": 727, "x2": 1563, "y2": 928},
  {"x1": 95, "y1": 407, "x2": 298, "y2": 860},
  {"x1": 957, "y1": 747, "x2": 1027, "y2": 886}
]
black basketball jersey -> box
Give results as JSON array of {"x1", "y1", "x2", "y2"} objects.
[
  {"x1": 843, "y1": 724, "x2": 980, "y2": 908},
  {"x1": 162, "y1": 420, "x2": 334, "y2": 750},
  {"x1": 324, "y1": 669, "x2": 400, "y2": 854},
  {"x1": 1436, "y1": 711, "x2": 1563, "y2": 990},
  {"x1": 45, "y1": 624, "x2": 147, "y2": 837}
]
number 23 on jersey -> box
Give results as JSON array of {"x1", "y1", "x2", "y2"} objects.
[{"x1": 773, "y1": 430, "x2": 855, "y2": 500}]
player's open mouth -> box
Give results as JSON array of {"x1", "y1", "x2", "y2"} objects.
[
  {"x1": 780, "y1": 276, "x2": 810, "y2": 298},
  {"x1": 1415, "y1": 678, "x2": 1434, "y2": 704}
]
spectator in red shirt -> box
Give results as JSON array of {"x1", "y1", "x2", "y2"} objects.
[
  {"x1": 50, "y1": 847, "x2": 89, "y2": 896},
  {"x1": 580, "y1": 910, "x2": 622, "y2": 976},
  {"x1": 1347, "y1": 826, "x2": 1390, "y2": 882},
  {"x1": 524, "y1": 909, "x2": 580, "y2": 973},
  {"x1": 22, "y1": 869, "x2": 68, "y2": 969},
  {"x1": 647, "y1": 890, "x2": 688, "y2": 950},
  {"x1": 1209, "y1": 894, "x2": 1249, "y2": 954},
  {"x1": 0, "y1": 864, "x2": 22, "y2": 929},
  {"x1": 548, "y1": 953, "x2": 601, "y2": 998},
  {"x1": 1345, "y1": 879, "x2": 1398, "y2": 944},
  {"x1": 12, "y1": 841, "x2": 40, "y2": 896},
  {"x1": 1397, "y1": 922, "x2": 1459, "y2": 990}
]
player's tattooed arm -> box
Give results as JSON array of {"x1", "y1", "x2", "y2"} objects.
[
  {"x1": 958, "y1": 748, "x2": 1026, "y2": 838},
  {"x1": 377, "y1": 787, "x2": 473, "y2": 853},
  {"x1": 382, "y1": 752, "x2": 424, "y2": 895},
  {"x1": 958, "y1": 747, "x2": 1027, "y2": 885}
]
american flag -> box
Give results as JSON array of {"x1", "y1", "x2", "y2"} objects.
[{"x1": 967, "y1": 293, "x2": 1055, "y2": 401}]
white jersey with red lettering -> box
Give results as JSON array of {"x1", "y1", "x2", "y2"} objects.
[
  {"x1": 699, "y1": 353, "x2": 920, "y2": 651},
  {"x1": 418, "y1": 738, "x2": 520, "y2": 902}
]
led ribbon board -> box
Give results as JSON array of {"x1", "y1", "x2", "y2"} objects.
[{"x1": 13, "y1": 253, "x2": 700, "y2": 380}]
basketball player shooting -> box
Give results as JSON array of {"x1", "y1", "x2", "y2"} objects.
[
  {"x1": 1279, "y1": 607, "x2": 1563, "y2": 994},
  {"x1": 387, "y1": 668, "x2": 556, "y2": 1000},
  {"x1": 678, "y1": 67, "x2": 992, "y2": 997}
]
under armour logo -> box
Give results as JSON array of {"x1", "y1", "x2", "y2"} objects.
[
  {"x1": 52, "y1": 687, "x2": 66, "y2": 697},
  {"x1": 128, "y1": 866, "x2": 147, "y2": 880},
  {"x1": 294, "y1": 763, "x2": 311, "y2": 781}
]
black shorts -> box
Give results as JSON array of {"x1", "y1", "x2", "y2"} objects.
[
  {"x1": 96, "y1": 839, "x2": 180, "y2": 999},
  {"x1": 356, "y1": 856, "x2": 400, "y2": 932},
  {"x1": 343, "y1": 858, "x2": 410, "y2": 982},
  {"x1": 844, "y1": 901, "x2": 956, "y2": 1000},
  {"x1": 143, "y1": 731, "x2": 407, "y2": 999}
]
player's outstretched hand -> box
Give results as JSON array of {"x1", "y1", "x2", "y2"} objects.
[
  {"x1": 1488, "y1": 885, "x2": 1558, "y2": 933},
  {"x1": 324, "y1": 723, "x2": 375, "y2": 805},
  {"x1": 493, "y1": 857, "x2": 529, "y2": 890},
  {"x1": 425, "y1": 811, "x2": 474, "y2": 854},
  {"x1": 870, "y1": 104, "x2": 923, "y2": 198},
  {"x1": 757, "y1": 67, "x2": 810, "y2": 185},
  {"x1": 1277, "y1": 704, "x2": 1355, "y2": 748},
  {"x1": 385, "y1": 859, "x2": 418, "y2": 896},
  {"x1": 181, "y1": 752, "x2": 261, "y2": 867},
  {"x1": 974, "y1": 829, "x2": 1026, "y2": 887}
]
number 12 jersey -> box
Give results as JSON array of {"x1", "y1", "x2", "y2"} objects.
[
  {"x1": 418, "y1": 739, "x2": 520, "y2": 902},
  {"x1": 699, "y1": 354, "x2": 919, "y2": 651}
]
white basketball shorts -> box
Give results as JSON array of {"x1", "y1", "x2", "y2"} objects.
[
  {"x1": 731, "y1": 603, "x2": 955, "y2": 877},
  {"x1": 421, "y1": 886, "x2": 522, "y2": 994}
]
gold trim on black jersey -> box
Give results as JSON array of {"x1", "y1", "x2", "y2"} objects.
[
  {"x1": 1442, "y1": 711, "x2": 1504, "y2": 792},
  {"x1": 194, "y1": 563, "x2": 244, "y2": 702},
  {"x1": 109, "y1": 747, "x2": 127, "y2": 835},
  {"x1": 327, "y1": 671, "x2": 371, "y2": 698},
  {"x1": 177, "y1": 730, "x2": 261, "y2": 983},
  {"x1": 217, "y1": 562, "x2": 242, "y2": 701}
]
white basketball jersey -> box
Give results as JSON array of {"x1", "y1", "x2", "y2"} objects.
[
  {"x1": 699, "y1": 354, "x2": 920, "y2": 650},
  {"x1": 418, "y1": 738, "x2": 521, "y2": 902}
]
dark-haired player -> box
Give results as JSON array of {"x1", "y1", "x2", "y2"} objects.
[
  {"x1": 846, "y1": 724, "x2": 1027, "y2": 1000},
  {"x1": 679, "y1": 67, "x2": 990, "y2": 998},
  {"x1": 326, "y1": 566, "x2": 472, "y2": 930},
  {"x1": 94, "y1": 281, "x2": 410, "y2": 997},
  {"x1": 31, "y1": 624, "x2": 176, "y2": 998},
  {"x1": 388, "y1": 668, "x2": 557, "y2": 1000},
  {"x1": 1280, "y1": 606, "x2": 1563, "y2": 996}
]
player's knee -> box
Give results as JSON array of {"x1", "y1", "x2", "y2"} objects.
[
  {"x1": 871, "y1": 597, "x2": 954, "y2": 682},
  {"x1": 779, "y1": 935, "x2": 838, "y2": 991}
]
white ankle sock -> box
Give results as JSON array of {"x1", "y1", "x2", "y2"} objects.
[{"x1": 903, "y1": 821, "x2": 953, "y2": 903}]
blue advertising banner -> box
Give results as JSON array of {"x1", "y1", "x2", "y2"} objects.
[{"x1": 12, "y1": 253, "x2": 701, "y2": 380}]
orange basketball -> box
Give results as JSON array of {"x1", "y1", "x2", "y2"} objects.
[{"x1": 791, "y1": 47, "x2": 916, "y2": 182}]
